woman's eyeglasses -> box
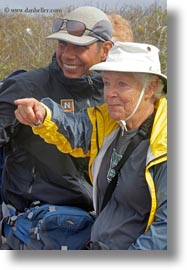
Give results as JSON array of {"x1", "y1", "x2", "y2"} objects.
[{"x1": 52, "y1": 18, "x2": 107, "y2": 42}]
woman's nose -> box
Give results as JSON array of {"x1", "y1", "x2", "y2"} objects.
[{"x1": 104, "y1": 87, "x2": 118, "y2": 98}]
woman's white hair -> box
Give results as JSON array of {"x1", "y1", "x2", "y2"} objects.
[{"x1": 133, "y1": 73, "x2": 165, "y2": 101}]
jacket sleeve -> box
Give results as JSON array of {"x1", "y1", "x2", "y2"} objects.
[
  {"x1": 128, "y1": 161, "x2": 167, "y2": 250},
  {"x1": 32, "y1": 97, "x2": 93, "y2": 158},
  {"x1": 0, "y1": 148, "x2": 3, "y2": 183},
  {"x1": 0, "y1": 78, "x2": 29, "y2": 147}
]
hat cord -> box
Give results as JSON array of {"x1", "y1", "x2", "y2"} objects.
[{"x1": 119, "y1": 83, "x2": 146, "y2": 133}]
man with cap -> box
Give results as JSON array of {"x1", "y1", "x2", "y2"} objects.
[
  {"x1": 15, "y1": 41, "x2": 167, "y2": 250},
  {"x1": 0, "y1": 6, "x2": 117, "y2": 248}
]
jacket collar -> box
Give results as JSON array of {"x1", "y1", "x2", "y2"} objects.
[
  {"x1": 49, "y1": 52, "x2": 104, "y2": 97},
  {"x1": 149, "y1": 97, "x2": 167, "y2": 159}
]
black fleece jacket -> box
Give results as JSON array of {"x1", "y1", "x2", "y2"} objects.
[{"x1": 0, "y1": 56, "x2": 104, "y2": 212}]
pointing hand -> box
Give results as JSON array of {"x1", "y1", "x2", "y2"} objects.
[{"x1": 14, "y1": 98, "x2": 46, "y2": 126}]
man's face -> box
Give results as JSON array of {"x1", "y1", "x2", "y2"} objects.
[{"x1": 56, "y1": 41, "x2": 106, "y2": 78}]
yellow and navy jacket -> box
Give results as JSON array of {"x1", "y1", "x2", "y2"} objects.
[{"x1": 33, "y1": 97, "x2": 167, "y2": 250}]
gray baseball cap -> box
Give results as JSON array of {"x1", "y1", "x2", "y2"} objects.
[{"x1": 47, "y1": 6, "x2": 112, "y2": 45}]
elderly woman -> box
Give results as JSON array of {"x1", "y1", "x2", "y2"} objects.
[{"x1": 15, "y1": 42, "x2": 167, "y2": 250}]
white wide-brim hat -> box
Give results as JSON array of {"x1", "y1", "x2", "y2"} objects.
[{"x1": 90, "y1": 42, "x2": 167, "y2": 93}]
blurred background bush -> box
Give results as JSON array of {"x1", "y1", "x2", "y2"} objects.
[{"x1": 0, "y1": 3, "x2": 167, "y2": 80}]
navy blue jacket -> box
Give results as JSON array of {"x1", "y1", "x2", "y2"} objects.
[
  {"x1": 0, "y1": 148, "x2": 3, "y2": 203},
  {"x1": 0, "y1": 57, "x2": 104, "y2": 212}
]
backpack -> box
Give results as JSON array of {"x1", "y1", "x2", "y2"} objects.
[{"x1": 2, "y1": 203, "x2": 94, "y2": 250}]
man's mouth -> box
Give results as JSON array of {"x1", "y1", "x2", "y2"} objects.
[{"x1": 64, "y1": 64, "x2": 80, "y2": 70}]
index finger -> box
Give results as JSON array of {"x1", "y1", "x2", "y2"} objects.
[{"x1": 14, "y1": 98, "x2": 37, "y2": 107}]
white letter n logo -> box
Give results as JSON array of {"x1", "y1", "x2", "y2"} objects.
[{"x1": 60, "y1": 99, "x2": 74, "y2": 113}]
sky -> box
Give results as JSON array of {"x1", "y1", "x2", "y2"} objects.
[{"x1": 0, "y1": 0, "x2": 167, "y2": 14}]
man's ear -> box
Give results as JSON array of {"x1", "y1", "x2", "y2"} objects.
[{"x1": 101, "y1": 41, "x2": 113, "y2": 61}]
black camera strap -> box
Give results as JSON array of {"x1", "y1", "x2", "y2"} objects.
[{"x1": 101, "y1": 113, "x2": 154, "y2": 212}]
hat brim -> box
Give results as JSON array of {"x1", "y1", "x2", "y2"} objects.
[
  {"x1": 47, "y1": 31, "x2": 98, "y2": 46},
  {"x1": 90, "y1": 62, "x2": 167, "y2": 93}
]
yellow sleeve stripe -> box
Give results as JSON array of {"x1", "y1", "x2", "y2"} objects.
[{"x1": 32, "y1": 104, "x2": 90, "y2": 158}]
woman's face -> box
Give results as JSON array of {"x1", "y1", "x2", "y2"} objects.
[{"x1": 102, "y1": 71, "x2": 144, "y2": 121}]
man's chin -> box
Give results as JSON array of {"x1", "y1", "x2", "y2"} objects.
[{"x1": 63, "y1": 71, "x2": 83, "y2": 79}]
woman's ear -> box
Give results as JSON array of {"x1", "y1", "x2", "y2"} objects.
[
  {"x1": 145, "y1": 77, "x2": 159, "y2": 98},
  {"x1": 101, "y1": 41, "x2": 113, "y2": 61}
]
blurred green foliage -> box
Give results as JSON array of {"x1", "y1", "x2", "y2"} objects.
[{"x1": 0, "y1": 4, "x2": 167, "y2": 80}]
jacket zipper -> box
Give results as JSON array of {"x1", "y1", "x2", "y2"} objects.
[{"x1": 87, "y1": 75, "x2": 94, "y2": 107}]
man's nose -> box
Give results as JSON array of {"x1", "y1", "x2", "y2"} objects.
[{"x1": 62, "y1": 43, "x2": 77, "y2": 58}]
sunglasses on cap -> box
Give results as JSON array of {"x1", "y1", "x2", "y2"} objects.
[{"x1": 52, "y1": 18, "x2": 108, "y2": 42}]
